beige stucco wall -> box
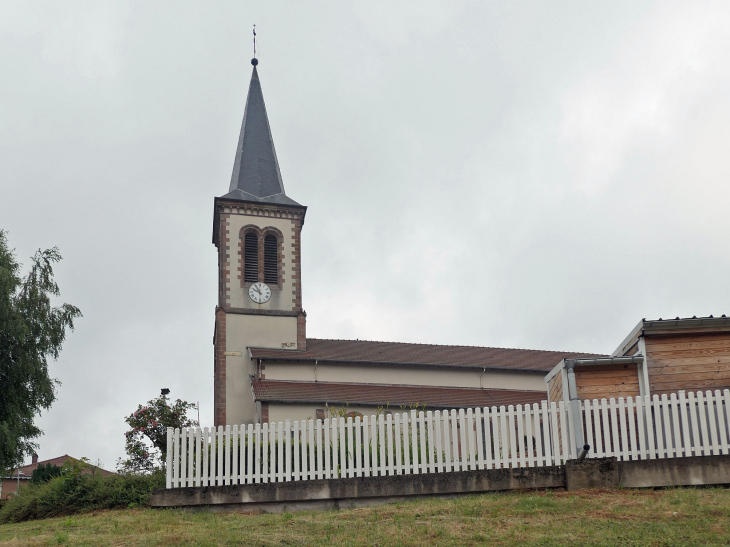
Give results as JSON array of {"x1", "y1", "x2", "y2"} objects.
[
  {"x1": 263, "y1": 362, "x2": 547, "y2": 391},
  {"x1": 225, "y1": 314, "x2": 298, "y2": 425},
  {"x1": 225, "y1": 213, "x2": 297, "y2": 311},
  {"x1": 222, "y1": 208, "x2": 303, "y2": 426},
  {"x1": 267, "y1": 403, "x2": 428, "y2": 425}
]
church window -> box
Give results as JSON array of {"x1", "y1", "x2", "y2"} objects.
[
  {"x1": 264, "y1": 234, "x2": 278, "y2": 284},
  {"x1": 244, "y1": 232, "x2": 258, "y2": 283}
]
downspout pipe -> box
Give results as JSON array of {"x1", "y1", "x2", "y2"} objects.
[
  {"x1": 564, "y1": 360, "x2": 588, "y2": 459},
  {"x1": 563, "y1": 356, "x2": 643, "y2": 459}
]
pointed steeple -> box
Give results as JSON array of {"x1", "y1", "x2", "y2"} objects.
[{"x1": 220, "y1": 60, "x2": 302, "y2": 207}]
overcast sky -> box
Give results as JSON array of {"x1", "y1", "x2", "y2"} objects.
[{"x1": 2, "y1": 1, "x2": 729, "y2": 470}]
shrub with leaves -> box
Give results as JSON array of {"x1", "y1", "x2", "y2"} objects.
[
  {"x1": 29, "y1": 462, "x2": 63, "y2": 485},
  {"x1": 0, "y1": 463, "x2": 165, "y2": 523},
  {"x1": 116, "y1": 394, "x2": 198, "y2": 474}
]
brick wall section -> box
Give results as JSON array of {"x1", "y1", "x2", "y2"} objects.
[
  {"x1": 291, "y1": 219, "x2": 302, "y2": 312},
  {"x1": 214, "y1": 307, "x2": 227, "y2": 427},
  {"x1": 218, "y1": 213, "x2": 231, "y2": 306},
  {"x1": 261, "y1": 402, "x2": 269, "y2": 423},
  {"x1": 297, "y1": 312, "x2": 307, "y2": 351},
  {"x1": 547, "y1": 372, "x2": 563, "y2": 404}
]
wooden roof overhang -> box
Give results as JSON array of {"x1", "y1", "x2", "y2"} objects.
[{"x1": 612, "y1": 315, "x2": 730, "y2": 357}]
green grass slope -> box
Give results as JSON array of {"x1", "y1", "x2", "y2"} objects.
[{"x1": 1, "y1": 488, "x2": 729, "y2": 546}]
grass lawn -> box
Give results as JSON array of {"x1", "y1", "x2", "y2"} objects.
[{"x1": 0, "y1": 488, "x2": 729, "y2": 546}]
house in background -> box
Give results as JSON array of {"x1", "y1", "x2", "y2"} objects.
[
  {"x1": 546, "y1": 315, "x2": 730, "y2": 405},
  {"x1": 1, "y1": 454, "x2": 114, "y2": 500}
]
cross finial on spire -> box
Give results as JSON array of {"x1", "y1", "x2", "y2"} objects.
[{"x1": 251, "y1": 25, "x2": 258, "y2": 66}]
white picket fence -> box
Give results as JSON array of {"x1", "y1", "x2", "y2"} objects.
[{"x1": 165, "y1": 389, "x2": 730, "y2": 489}]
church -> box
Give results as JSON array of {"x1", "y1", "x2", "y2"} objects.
[{"x1": 212, "y1": 59, "x2": 598, "y2": 427}]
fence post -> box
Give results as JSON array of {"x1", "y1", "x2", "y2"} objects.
[
  {"x1": 202, "y1": 427, "x2": 210, "y2": 486},
  {"x1": 355, "y1": 416, "x2": 362, "y2": 477},
  {"x1": 669, "y1": 394, "x2": 682, "y2": 459},
  {"x1": 434, "y1": 411, "x2": 443, "y2": 472},
  {"x1": 451, "y1": 410, "x2": 460, "y2": 472},
  {"x1": 307, "y1": 419, "x2": 315, "y2": 480},
  {"x1": 317, "y1": 419, "x2": 324, "y2": 480},
  {"x1": 278, "y1": 422, "x2": 285, "y2": 482},
  {"x1": 188, "y1": 428, "x2": 195, "y2": 486},
  {"x1": 361, "y1": 416, "x2": 369, "y2": 477},
  {"x1": 715, "y1": 389, "x2": 730, "y2": 454},
  {"x1": 706, "y1": 391, "x2": 720, "y2": 456},
  {"x1": 386, "y1": 414, "x2": 394, "y2": 476},
  {"x1": 394, "y1": 413, "x2": 403, "y2": 475},
  {"x1": 166, "y1": 427, "x2": 173, "y2": 488},
  {"x1": 412, "y1": 410, "x2": 420, "y2": 474},
  {"x1": 443, "y1": 411, "x2": 452, "y2": 472},
  {"x1": 499, "y1": 406, "x2": 509, "y2": 468},
  {"x1": 484, "y1": 407, "x2": 494, "y2": 469},
  {"x1": 466, "y1": 408, "x2": 475, "y2": 470},
  {"x1": 324, "y1": 418, "x2": 331, "y2": 479},
  {"x1": 524, "y1": 404, "x2": 534, "y2": 467},
  {"x1": 419, "y1": 411, "x2": 428, "y2": 474},
  {"x1": 180, "y1": 428, "x2": 187, "y2": 487},
  {"x1": 285, "y1": 419, "x2": 292, "y2": 481},
  {"x1": 224, "y1": 425, "x2": 231, "y2": 485},
  {"x1": 378, "y1": 414, "x2": 386, "y2": 477},
  {"x1": 426, "y1": 410, "x2": 435, "y2": 473},
  {"x1": 246, "y1": 424, "x2": 253, "y2": 484}
]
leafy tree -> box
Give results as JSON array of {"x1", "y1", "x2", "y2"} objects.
[
  {"x1": 0, "y1": 231, "x2": 81, "y2": 475},
  {"x1": 116, "y1": 394, "x2": 198, "y2": 474},
  {"x1": 29, "y1": 462, "x2": 63, "y2": 485}
]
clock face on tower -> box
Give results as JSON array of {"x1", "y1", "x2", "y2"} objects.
[{"x1": 248, "y1": 282, "x2": 271, "y2": 304}]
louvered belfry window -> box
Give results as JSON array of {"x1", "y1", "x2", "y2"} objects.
[
  {"x1": 264, "y1": 234, "x2": 278, "y2": 284},
  {"x1": 244, "y1": 232, "x2": 258, "y2": 283}
]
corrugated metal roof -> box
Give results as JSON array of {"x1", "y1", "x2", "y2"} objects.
[
  {"x1": 250, "y1": 338, "x2": 603, "y2": 373},
  {"x1": 251, "y1": 379, "x2": 546, "y2": 408}
]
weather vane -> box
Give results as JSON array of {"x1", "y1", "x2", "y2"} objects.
[{"x1": 252, "y1": 25, "x2": 258, "y2": 66}]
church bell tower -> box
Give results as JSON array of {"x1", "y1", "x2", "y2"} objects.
[{"x1": 212, "y1": 58, "x2": 306, "y2": 426}]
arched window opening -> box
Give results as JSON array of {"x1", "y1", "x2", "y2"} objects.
[
  {"x1": 244, "y1": 232, "x2": 258, "y2": 283},
  {"x1": 264, "y1": 234, "x2": 278, "y2": 284}
]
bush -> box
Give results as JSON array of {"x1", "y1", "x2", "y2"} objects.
[
  {"x1": 0, "y1": 466, "x2": 165, "y2": 523},
  {"x1": 30, "y1": 463, "x2": 63, "y2": 485}
]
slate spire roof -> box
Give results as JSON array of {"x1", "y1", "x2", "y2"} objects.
[{"x1": 220, "y1": 62, "x2": 302, "y2": 207}]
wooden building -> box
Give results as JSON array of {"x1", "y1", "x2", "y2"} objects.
[{"x1": 546, "y1": 316, "x2": 730, "y2": 404}]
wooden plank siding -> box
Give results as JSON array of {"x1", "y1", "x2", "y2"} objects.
[
  {"x1": 547, "y1": 371, "x2": 563, "y2": 404},
  {"x1": 623, "y1": 342, "x2": 639, "y2": 357},
  {"x1": 646, "y1": 333, "x2": 730, "y2": 395},
  {"x1": 574, "y1": 364, "x2": 640, "y2": 400}
]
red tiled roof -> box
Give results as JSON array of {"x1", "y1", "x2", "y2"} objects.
[
  {"x1": 4, "y1": 455, "x2": 115, "y2": 479},
  {"x1": 249, "y1": 338, "x2": 603, "y2": 373},
  {"x1": 251, "y1": 379, "x2": 546, "y2": 409}
]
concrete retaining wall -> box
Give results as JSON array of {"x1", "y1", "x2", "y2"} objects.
[
  {"x1": 150, "y1": 455, "x2": 730, "y2": 512},
  {"x1": 152, "y1": 466, "x2": 564, "y2": 513},
  {"x1": 619, "y1": 455, "x2": 730, "y2": 488}
]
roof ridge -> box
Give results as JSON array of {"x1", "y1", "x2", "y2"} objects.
[{"x1": 306, "y1": 337, "x2": 601, "y2": 356}]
